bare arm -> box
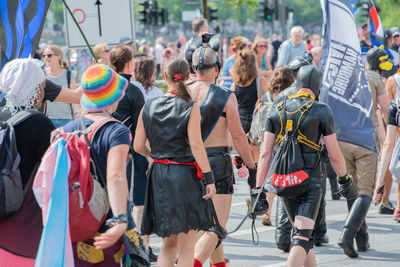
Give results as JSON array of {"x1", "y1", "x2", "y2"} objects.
[
  {"x1": 188, "y1": 103, "x2": 216, "y2": 199},
  {"x1": 70, "y1": 78, "x2": 81, "y2": 118},
  {"x1": 378, "y1": 93, "x2": 390, "y2": 119},
  {"x1": 260, "y1": 76, "x2": 269, "y2": 94},
  {"x1": 134, "y1": 109, "x2": 151, "y2": 158},
  {"x1": 226, "y1": 94, "x2": 256, "y2": 168},
  {"x1": 256, "y1": 131, "x2": 276, "y2": 187},
  {"x1": 374, "y1": 125, "x2": 397, "y2": 203},
  {"x1": 94, "y1": 144, "x2": 129, "y2": 249},
  {"x1": 54, "y1": 86, "x2": 83, "y2": 104},
  {"x1": 323, "y1": 133, "x2": 347, "y2": 177},
  {"x1": 385, "y1": 76, "x2": 397, "y2": 102}
]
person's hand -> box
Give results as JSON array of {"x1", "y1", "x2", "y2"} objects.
[
  {"x1": 93, "y1": 223, "x2": 127, "y2": 250},
  {"x1": 237, "y1": 166, "x2": 249, "y2": 178},
  {"x1": 373, "y1": 183, "x2": 385, "y2": 205},
  {"x1": 203, "y1": 183, "x2": 216, "y2": 200}
]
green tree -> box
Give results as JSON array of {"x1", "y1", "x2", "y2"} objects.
[
  {"x1": 376, "y1": 0, "x2": 400, "y2": 29},
  {"x1": 286, "y1": 0, "x2": 322, "y2": 25},
  {"x1": 49, "y1": 0, "x2": 64, "y2": 25}
]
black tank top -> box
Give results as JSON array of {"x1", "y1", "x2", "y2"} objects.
[
  {"x1": 235, "y1": 78, "x2": 258, "y2": 115},
  {"x1": 142, "y1": 96, "x2": 195, "y2": 162}
]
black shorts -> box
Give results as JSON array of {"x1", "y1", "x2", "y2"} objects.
[
  {"x1": 282, "y1": 177, "x2": 323, "y2": 223},
  {"x1": 206, "y1": 147, "x2": 234, "y2": 194}
]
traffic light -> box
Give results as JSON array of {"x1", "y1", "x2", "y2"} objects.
[
  {"x1": 139, "y1": 1, "x2": 150, "y2": 25},
  {"x1": 208, "y1": 7, "x2": 218, "y2": 22},
  {"x1": 161, "y1": 8, "x2": 169, "y2": 25},
  {"x1": 150, "y1": 0, "x2": 158, "y2": 26},
  {"x1": 265, "y1": 7, "x2": 272, "y2": 21},
  {"x1": 258, "y1": 1, "x2": 274, "y2": 21}
]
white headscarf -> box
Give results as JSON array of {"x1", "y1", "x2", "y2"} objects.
[{"x1": 0, "y1": 58, "x2": 45, "y2": 114}]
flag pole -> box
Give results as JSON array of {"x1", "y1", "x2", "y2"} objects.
[{"x1": 61, "y1": 0, "x2": 98, "y2": 62}]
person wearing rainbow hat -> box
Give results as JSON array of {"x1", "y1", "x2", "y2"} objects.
[{"x1": 63, "y1": 64, "x2": 133, "y2": 266}]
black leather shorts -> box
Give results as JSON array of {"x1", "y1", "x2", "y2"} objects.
[
  {"x1": 206, "y1": 147, "x2": 234, "y2": 194},
  {"x1": 282, "y1": 177, "x2": 323, "y2": 223}
]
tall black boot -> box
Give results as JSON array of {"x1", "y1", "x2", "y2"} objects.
[
  {"x1": 346, "y1": 198, "x2": 370, "y2": 251},
  {"x1": 338, "y1": 194, "x2": 372, "y2": 258},
  {"x1": 314, "y1": 178, "x2": 328, "y2": 246},
  {"x1": 275, "y1": 198, "x2": 292, "y2": 252}
]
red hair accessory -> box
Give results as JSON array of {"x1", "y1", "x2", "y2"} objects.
[{"x1": 174, "y1": 74, "x2": 182, "y2": 82}]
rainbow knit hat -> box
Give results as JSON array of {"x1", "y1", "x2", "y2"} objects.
[{"x1": 80, "y1": 64, "x2": 128, "y2": 111}]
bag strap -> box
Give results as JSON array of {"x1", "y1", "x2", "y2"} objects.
[
  {"x1": 256, "y1": 76, "x2": 262, "y2": 100},
  {"x1": 67, "y1": 69, "x2": 72, "y2": 88},
  {"x1": 281, "y1": 98, "x2": 315, "y2": 138},
  {"x1": 6, "y1": 109, "x2": 41, "y2": 126},
  {"x1": 80, "y1": 117, "x2": 120, "y2": 187}
]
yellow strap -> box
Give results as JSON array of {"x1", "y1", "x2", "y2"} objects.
[
  {"x1": 77, "y1": 241, "x2": 104, "y2": 264},
  {"x1": 113, "y1": 244, "x2": 124, "y2": 264}
]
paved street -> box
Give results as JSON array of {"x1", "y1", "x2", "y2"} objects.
[{"x1": 150, "y1": 174, "x2": 400, "y2": 266}]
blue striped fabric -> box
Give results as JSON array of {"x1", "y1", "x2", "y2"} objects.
[{"x1": 0, "y1": 0, "x2": 51, "y2": 70}]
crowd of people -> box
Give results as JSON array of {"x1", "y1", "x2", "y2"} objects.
[{"x1": 0, "y1": 15, "x2": 399, "y2": 267}]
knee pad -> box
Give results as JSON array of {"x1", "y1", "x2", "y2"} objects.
[
  {"x1": 291, "y1": 228, "x2": 314, "y2": 254},
  {"x1": 208, "y1": 225, "x2": 227, "y2": 249}
]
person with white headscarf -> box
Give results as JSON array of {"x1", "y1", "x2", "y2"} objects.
[{"x1": 0, "y1": 58, "x2": 55, "y2": 265}]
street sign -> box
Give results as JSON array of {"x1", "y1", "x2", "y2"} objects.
[
  {"x1": 64, "y1": 0, "x2": 135, "y2": 48},
  {"x1": 182, "y1": 10, "x2": 202, "y2": 22}
]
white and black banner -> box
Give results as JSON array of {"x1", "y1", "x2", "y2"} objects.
[{"x1": 319, "y1": 0, "x2": 376, "y2": 152}]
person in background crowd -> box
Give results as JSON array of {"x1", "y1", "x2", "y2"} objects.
[
  {"x1": 336, "y1": 47, "x2": 389, "y2": 259},
  {"x1": 271, "y1": 33, "x2": 282, "y2": 70},
  {"x1": 154, "y1": 37, "x2": 164, "y2": 78},
  {"x1": 310, "y1": 46, "x2": 322, "y2": 67},
  {"x1": 134, "y1": 57, "x2": 216, "y2": 267},
  {"x1": 0, "y1": 58, "x2": 55, "y2": 266},
  {"x1": 384, "y1": 29, "x2": 400, "y2": 71},
  {"x1": 63, "y1": 64, "x2": 131, "y2": 266},
  {"x1": 120, "y1": 36, "x2": 136, "y2": 52},
  {"x1": 177, "y1": 35, "x2": 187, "y2": 57},
  {"x1": 93, "y1": 43, "x2": 111, "y2": 65},
  {"x1": 261, "y1": 66, "x2": 295, "y2": 226},
  {"x1": 374, "y1": 90, "x2": 400, "y2": 223},
  {"x1": 220, "y1": 36, "x2": 247, "y2": 89},
  {"x1": 133, "y1": 56, "x2": 164, "y2": 101},
  {"x1": 364, "y1": 47, "x2": 393, "y2": 216},
  {"x1": 391, "y1": 29, "x2": 400, "y2": 52},
  {"x1": 252, "y1": 38, "x2": 272, "y2": 76},
  {"x1": 359, "y1": 23, "x2": 372, "y2": 51},
  {"x1": 304, "y1": 33, "x2": 314, "y2": 51},
  {"x1": 43, "y1": 45, "x2": 80, "y2": 127},
  {"x1": 231, "y1": 49, "x2": 269, "y2": 139},
  {"x1": 382, "y1": 58, "x2": 400, "y2": 221},
  {"x1": 276, "y1": 26, "x2": 306, "y2": 67},
  {"x1": 311, "y1": 34, "x2": 322, "y2": 47},
  {"x1": 192, "y1": 17, "x2": 209, "y2": 35}
]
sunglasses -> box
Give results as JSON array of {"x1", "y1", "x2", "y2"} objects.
[
  {"x1": 257, "y1": 45, "x2": 267, "y2": 48},
  {"x1": 42, "y1": 54, "x2": 56, "y2": 58},
  {"x1": 103, "y1": 49, "x2": 110, "y2": 52}
]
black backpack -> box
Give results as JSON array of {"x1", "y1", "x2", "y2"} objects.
[
  {"x1": 0, "y1": 109, "x2": 41, "y2": 218},
  {"x1": 271, "y1": 98, "x2": 316, "y2": 197}
]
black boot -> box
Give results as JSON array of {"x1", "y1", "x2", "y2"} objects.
[
  {"x1": 356, "y1": 220, "x2": 370, "y2": 251},
  {"x1": 314, "y1": 178, "x2": 328, "y2": 246},
  {"x1": 338, "y1": 195, "x2": 372, "y2": 258},
  {"x1": 346, "y1": 199, "x2": 370, "y2": 251},
  {"x1": 275, "y1": 198, "x2": 291, "y2": 252}
]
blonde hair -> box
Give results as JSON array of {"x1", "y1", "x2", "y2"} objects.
[
  {"x1": 252, "y1": 38, "x2": 269, "y2": 55},
  {"x1": 93, "y1": 43, "x2": 109, "y2": 59},
  {"x1": 44, "y1": 45, "x2": 67, "y2": 68}
]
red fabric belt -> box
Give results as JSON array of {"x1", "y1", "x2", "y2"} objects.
[{"x1": 153, "y1": 159, "x2": 203, "y2": 180}]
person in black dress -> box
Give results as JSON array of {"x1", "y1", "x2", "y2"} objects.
[{"x1": 134, "y1": 57, "x2": 216, "y2": 267}]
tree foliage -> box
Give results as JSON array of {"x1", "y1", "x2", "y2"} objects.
[
  {"x1": 286, "y1": 0, "x2": 322, "y2": 25},
  {"x1": 49, "y1": 0, "x2": 64, "y2": 25},
  {"x1": 376, "y1": 0, "x2": 400, "y2": 29}
]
